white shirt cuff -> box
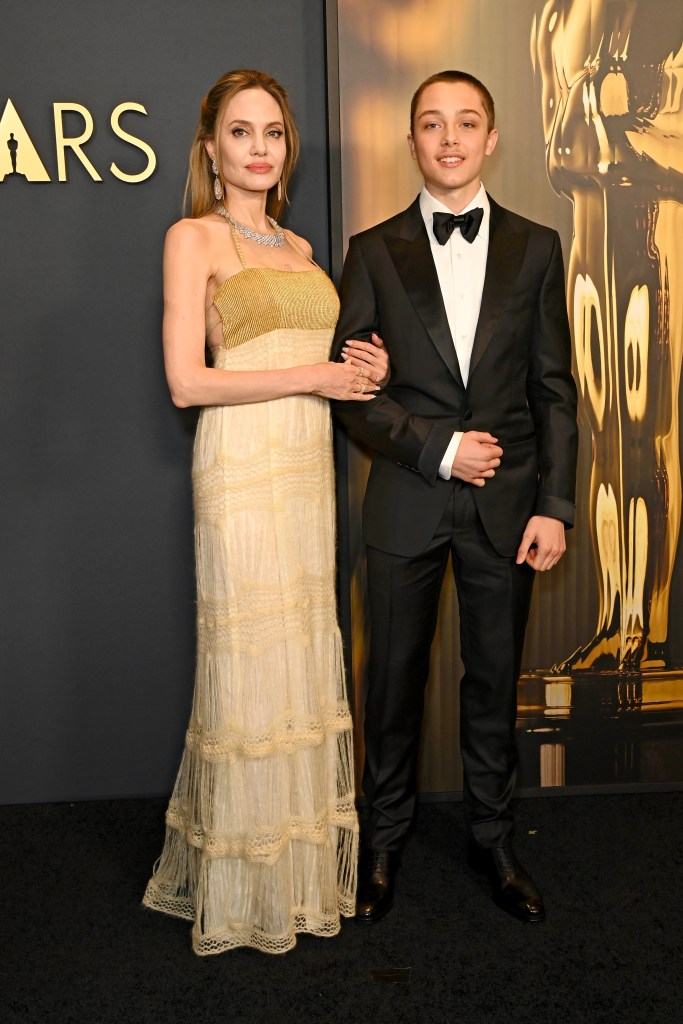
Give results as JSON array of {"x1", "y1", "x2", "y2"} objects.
[{"x1": 438, "y1": 431, "x2": 463, "y2": 480}]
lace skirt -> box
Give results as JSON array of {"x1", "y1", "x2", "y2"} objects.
[{"x1": 143, "y1": 330, "x2": 358, "y2": 954}]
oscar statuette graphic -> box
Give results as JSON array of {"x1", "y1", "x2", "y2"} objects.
[
  {"x1": 520, "y1": 0, "x2": 683, "y2": 785},
  {"x1": 7, "y1": 132, "x2": 18, "y2": 174}
]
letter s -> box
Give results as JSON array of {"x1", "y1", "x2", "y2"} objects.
[{"x1": 110, "y1": 103, "x2": 157, "y2": 183}]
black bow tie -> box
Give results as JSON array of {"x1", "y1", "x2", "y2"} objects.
[{"x1": 432, "y1": 207, "x2": 484, "y2": 245}]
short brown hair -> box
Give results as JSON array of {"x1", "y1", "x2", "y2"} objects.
[
  {"x1": 410, "y1": 70, "x2": 495, "y2": 133},
  {"x1": 184, "y1": 69, "x2": 300, "y2": 220}
]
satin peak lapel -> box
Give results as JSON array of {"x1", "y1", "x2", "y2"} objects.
[
  {"x1": 386, "y1": 205, "x2": 463, "y2": 386},
  {"x1": 469, "y1": 201, "x2": 529, "y2": 379}
]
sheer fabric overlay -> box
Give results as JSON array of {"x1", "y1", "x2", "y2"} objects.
[{"x1": 143, "y1": 264, "x2": 358, "y2": 955}]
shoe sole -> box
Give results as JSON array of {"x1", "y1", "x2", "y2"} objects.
[
  {"x1": 493, "y1": 894, "x2": 546, "y2": 924},
  {"x1": 354, "y1": 899, "x2": 395, "y2": 924}
]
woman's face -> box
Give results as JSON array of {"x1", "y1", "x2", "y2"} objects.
[{"x1": 208, "y1": 87, "x2": 286, "y2": 200}]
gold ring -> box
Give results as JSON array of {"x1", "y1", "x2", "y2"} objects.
[
  {"x1": 358, "y1": 368, "x2": 365, "y2": 377},
  {"x1": 361, "y1": 383, "x2": 366, "y2": 394}
]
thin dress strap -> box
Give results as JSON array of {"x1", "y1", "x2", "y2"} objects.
[
  {"x1": 283, "y1": 229, "x2": 319, "y2": 268},
  {"x1": 227, "y1": 224, "x2": 249, "y2": 269}
]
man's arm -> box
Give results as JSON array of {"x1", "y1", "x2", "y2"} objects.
[
  {"x1": 518, "y1": 230, "x2": 578, "y2": 569},
  {"x1": 527, "y1": 230, "x2": 578, "y2": 524},
  {"x1": 330, "y1": 234, "x2": 457, "y2": 484}
]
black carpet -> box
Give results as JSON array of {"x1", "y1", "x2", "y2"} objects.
[{"x1": 2, "y1": 793, "x2": 681, "y2": 1024}]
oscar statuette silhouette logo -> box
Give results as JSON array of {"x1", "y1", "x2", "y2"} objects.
[
  {"x1": 7, "y1": 133, "x2": 18, "y2": 173},
  {"x1": 0, "y1": 97, "x2": 156, "y2": 183}
]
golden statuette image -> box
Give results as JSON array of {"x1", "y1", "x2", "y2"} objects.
[{"x1": 534, "y1": 0, "x2": 683, "y2": 675}]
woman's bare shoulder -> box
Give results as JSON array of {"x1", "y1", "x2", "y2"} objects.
[{"x1": 165, "y1": 215, "x2": 222, "y2": 247}]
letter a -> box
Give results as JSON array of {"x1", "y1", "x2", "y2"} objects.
[{"x1": 0, "y1": 99, "x2": 51, "y2": 181}]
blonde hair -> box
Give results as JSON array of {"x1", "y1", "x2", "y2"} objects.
[{"x1": 184, "y1": 69, "x2": 300, "y2": 220}]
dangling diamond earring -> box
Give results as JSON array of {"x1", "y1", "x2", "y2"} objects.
[
  {"x1": 277, "y1": 179, "x2": 282, "y2": 202},
  {"x1": 212, "y1": 159, "x2": 223, "y2": 201}
]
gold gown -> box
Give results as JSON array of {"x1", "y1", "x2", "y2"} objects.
[{"x1": 143, "y1": 230, "x2": 358, "y2": 955}]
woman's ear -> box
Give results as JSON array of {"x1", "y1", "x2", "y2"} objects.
[{"x1": 205, "y1": 140, "x2": 216, "y2": 163}]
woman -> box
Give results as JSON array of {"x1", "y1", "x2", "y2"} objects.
[{"x1": 142, "y1": 70, "x2": 387, "y2": 955}]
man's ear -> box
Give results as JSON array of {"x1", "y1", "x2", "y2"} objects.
[
  {"x1": 485, "y1": 129, "x2": 499, "y2": 156},
  {"x1": 407, "y1": 133, "x2": 416, "y2": 160}
]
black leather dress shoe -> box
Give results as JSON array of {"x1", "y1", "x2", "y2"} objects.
[
  {"x1": 355, "y1": 850, "x2": 397, "y2": 924},
  {"x1": 468, "y1": 839, "x2": 545, "y2": 923}
]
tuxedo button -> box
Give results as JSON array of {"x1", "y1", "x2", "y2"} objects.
[{"x1": 463, "y1": 409, "x2": 473, "y2": 421}]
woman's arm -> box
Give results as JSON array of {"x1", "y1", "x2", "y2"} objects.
[{"x1": 162, "y1": 220, "x2": 377, "y2": 408}]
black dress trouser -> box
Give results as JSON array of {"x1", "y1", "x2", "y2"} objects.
[{"x1": 362, "y1": 481, "x2": 535, "y2": 851}]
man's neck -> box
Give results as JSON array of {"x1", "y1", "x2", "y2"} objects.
[{"x1": 424, "y1": 180, "x2": 483, "y2": 214}]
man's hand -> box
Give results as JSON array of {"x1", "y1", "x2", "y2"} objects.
[
  {"x1": 451, "y1": 432, "x2": 503, "y2": 487},
  {"x1": 516, "y1": 515, "x2": 566, "y2": 571}
]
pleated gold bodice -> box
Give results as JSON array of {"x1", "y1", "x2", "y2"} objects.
[{"x1": 211, "y1": 266, "x2": 339, "y2": 351}]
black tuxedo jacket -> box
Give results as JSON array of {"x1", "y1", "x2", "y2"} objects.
[{"x1": 330, "y1": 195, "x2": 578, "y2": 558}]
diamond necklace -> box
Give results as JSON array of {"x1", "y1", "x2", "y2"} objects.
[{"x1": 217, "y1": 206, "x2": 285, "y2": 248}]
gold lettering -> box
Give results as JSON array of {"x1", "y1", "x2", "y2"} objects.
[
  {"x1": 53, "y1": 103, "x2": 102, "y2": 182},
  {"x1": 0, "y1": 98, "x2": 51, "y2": 181},
  {"x1": 109, "y1": 103, "x2": 156, "y2": 183}
]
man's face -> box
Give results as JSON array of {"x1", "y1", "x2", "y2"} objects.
[{"x1": 408, "y1": 81, "x2": 498, "y2": 210}]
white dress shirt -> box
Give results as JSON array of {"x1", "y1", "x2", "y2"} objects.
[{"x1": 418, "y1": 183, "x2": 490, "y2": 479}]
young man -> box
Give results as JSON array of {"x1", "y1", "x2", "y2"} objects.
[{"x1": 331, "y1": 71, "x2": 578, "y2": 925}]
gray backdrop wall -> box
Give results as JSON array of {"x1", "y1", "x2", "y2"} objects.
[{"x1": 0, "y1": 0, "x2": 331, "y2": 803}]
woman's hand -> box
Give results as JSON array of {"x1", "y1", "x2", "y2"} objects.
[
  {"x1": 309, "y1": 359, "x2": 380, "y2": 401},
  {"x1": 341, "y1": 332, "x2": 390, "y2": 387}
]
